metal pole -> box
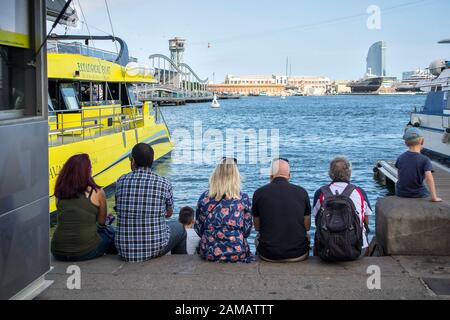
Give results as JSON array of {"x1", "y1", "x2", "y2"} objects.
[
  {"x1": 99, "y1": 107, "x2": 102, "y2": 137},
  {"x1": 163, "y1": 60, "x2": 166, "y2": 86},
  {"x1": 158, "y1": 58, "x2": 161, "y2": 84}
]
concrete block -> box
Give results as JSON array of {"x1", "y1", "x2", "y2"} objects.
[{"x1": 376, "y1": 196, "x2": 450, "y2": 256}]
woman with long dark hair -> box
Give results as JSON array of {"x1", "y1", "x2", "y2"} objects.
[{"x1": 51, "y1": 154, "x2": 116, "y2": 261}]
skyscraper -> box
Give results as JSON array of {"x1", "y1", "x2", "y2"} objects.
[{"x1": 366, "y1": 41, "x2": 386, "y2": 77}]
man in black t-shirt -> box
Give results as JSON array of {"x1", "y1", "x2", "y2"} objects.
[{"x1": 252, "y1": 159, "x2": 311, "y2": 262}]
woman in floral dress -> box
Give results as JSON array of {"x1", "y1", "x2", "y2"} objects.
[{"x1": 194, "y1": 158, "x2": 254, "y2": 263}]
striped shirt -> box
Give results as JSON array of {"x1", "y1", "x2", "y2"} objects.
[{"x1": 115, "y1": 167, "x2": 173, "y2": 262}]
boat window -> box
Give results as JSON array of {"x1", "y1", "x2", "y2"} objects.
[
  {"x1": 48, "y1": 93, "x2": 55, "y2": 113},
  {"x1": 107, "y1": 82, "x2": 120, "y2": 104},
  {"x1": 127, "y1": 84, "x2": 141, "y2": 106},
  {"x1": 48, "y1": 80, "x2": 61, "y2": 110},
  {"x1": 445, "y1": 91, "x2": 450, "y2": 110},
  {"x1": 79, "y1": 82, "x2": 108, "y2": 106},
  {"x1": 0, "y1": 45, "x2": 26, "y2": 120},
  {"x1": 60, "y1": 84, "x2": 79, "y2": 111},
  {"x1": 91, "y1": 83, "x2": 105, "y2": 105},
  {"x1": 80, "y1": 82, "x2": 91, "y2": 105}
]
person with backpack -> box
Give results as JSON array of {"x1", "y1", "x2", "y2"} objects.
[{"x1": 312, "y1": 156, "x2": 372, "y2": 261}]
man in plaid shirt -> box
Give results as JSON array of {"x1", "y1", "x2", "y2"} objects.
[{"x1": 115, "y1": 143, "x2": 187, "y2": 262}]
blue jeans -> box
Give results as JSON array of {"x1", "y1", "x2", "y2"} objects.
[
  {"x1": 53, "y1": 225, "x2": 117, "y2": 262},
  {"x1": 159, "y1": 221, "x2": 187, "y2": 256}
]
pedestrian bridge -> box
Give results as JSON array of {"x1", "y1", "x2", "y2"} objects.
[{"x1": 137, "y1": 54, "x2": 211, "y2": 102}]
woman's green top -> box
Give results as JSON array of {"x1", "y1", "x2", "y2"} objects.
[{"x1": 51, "y1": 192, "x2": 101, "y2": 257}]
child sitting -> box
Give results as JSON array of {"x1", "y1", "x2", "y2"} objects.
[
  {"x1": 395, "y1": 127, "x2": 442, "y2": 202},
  {"x1": 178, "y1": 207, "x2": 201, "y2": 255}
]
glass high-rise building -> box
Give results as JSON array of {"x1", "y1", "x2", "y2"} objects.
[{"x1": 366, "y1": 41, "x2": 386, "y2": 77}]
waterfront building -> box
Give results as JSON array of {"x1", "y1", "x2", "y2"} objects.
[
  {"x1": 209, "y1": 74, "x2": 330, "y2": 96},
  {"x1": 402, "y1": 69, "x2": 432, "y2": 81},
  {"x1": 330, "y1": 80, "x2": 352, "y2": 94},
  {"x1": 288, "y1": 76, "x2": 331, "y2": 96},
  {"x1": 348, "y1": 41, "x2": 398, "y2": 93},
  {"x1": 397, "y1": 69, "x2": 434, "y2": 92},
  {"x1": 366, "y1": 41, "x2": 387, "y2": 77}
]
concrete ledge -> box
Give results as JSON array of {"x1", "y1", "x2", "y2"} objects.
[
  {"x1": 35, "y1": 255, "x2": 450, "y2": 300},
  {"x1": 376, "y1": 196, "x2": 450, "y2": 256}
]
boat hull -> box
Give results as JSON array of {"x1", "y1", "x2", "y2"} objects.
[
  {"x1": 349, "y1": 76, "x2": 397, "y2": 93},
  {"x1": 411, "y1": 112, "x2": 450, "y2": 158},
  {"x1": 348, "y1": 78, "x2": 383, "y2": 93},
  {"x1": 49, "y1": 122, "x2": 173, "y2": 213}
]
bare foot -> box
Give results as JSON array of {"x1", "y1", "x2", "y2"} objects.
[{"x1": 432, "y1": 197, "x2": 443, "y2": 203}]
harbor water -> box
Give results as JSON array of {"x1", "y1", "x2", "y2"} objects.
[{"x1": 108, "y1": 95, "x2": 427, "y2": 250}]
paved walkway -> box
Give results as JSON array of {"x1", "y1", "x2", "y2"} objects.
[{"x1": 36, "y1": 255, "x2": 450, "y2": 300}]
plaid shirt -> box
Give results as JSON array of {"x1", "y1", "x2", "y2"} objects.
[{"x1": 115, "y1": 167, "x2": 173, "y2": 262}]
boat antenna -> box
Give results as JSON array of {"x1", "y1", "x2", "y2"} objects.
[
  {"x1": 77, "y1": 0, "x2": 119, "y2": 103},
  {"x1": 31, "y1": 0, "x2": 74, "y2": 65},
  {"x1": 77, "y1": 0, "x2": 96, "y2": 48},
  {"x1": 286, "y1": 57, "x2": 289, "y2": 79},
  {"x1": 104, "y1": 0, "x2": 119, "y2": 55}
]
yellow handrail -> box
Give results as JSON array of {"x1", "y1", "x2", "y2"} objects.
[{"x1": 48, "y1": 104, "x2": 148, "y2": 147}]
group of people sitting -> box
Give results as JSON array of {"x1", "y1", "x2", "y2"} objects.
[{"x1": 51, "y1": 127, "x2": 441, "y2": 263}]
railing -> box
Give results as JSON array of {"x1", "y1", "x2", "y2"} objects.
[
  {"x1": 48, "y1": 104, "x2": 146, "y2": 147},
  {"x1": 155, "y1": 103, "x2": 171, "y2": 140},
  {"x1": 47, "y1": 41, "x2": 137, "y2": 63}
]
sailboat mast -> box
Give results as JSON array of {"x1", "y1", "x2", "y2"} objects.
[{"x1": 286, "y1": 57, "x2": 289, "y2": 79}]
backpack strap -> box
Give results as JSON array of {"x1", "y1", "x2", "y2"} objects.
[
  {"x1": 341, "y1": 184, "x2": 356, "y2": 198},
  {"x1": 320, "y1": 185, "x2": 334, "y2": 199}
]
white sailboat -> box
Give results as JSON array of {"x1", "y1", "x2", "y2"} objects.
[{"x1": 211, "y1": 94, "x2": 220, "y2": 108}]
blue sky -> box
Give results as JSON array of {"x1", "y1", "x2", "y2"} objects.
[{"x1": 51, "y1": 0, "x2": 450, "y2": 82}]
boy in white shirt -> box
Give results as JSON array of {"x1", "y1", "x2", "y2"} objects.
[{"x1": 178, "y1": 207, "x2": 200, "y2": 255}]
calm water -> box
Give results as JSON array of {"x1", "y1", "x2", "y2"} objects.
[{"x1": 108, "y1": 95, "x2": 426, "y2": 250}]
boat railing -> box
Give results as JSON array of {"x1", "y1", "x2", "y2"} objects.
[
  {"x1": 48, "y1": 104, "x2": 148, "y2": 147},
  {"x1": 414, "y1": 105, "x2": 425, "y2": 113},
  {"x1": 80, "y1": 100, "x2": 121, "y2": 107},
  {"x1": 153, "y1": 103, "x2": 171, "y2": 138},
  {"x1": 47, "y1": 40, "x2": 138, "y2": 63}
]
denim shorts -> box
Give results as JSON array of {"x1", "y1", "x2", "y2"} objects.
[{"x1": 53, "y1": 225, "x2": 117, "y2": 262}]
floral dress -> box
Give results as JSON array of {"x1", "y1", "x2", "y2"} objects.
[{"x1": 194, "y1": 191, "x2": 254, "y2": 263}]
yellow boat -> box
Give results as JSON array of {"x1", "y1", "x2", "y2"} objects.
[{"x1": 47, "y1": 35, "x2": 173, "y2": 213}]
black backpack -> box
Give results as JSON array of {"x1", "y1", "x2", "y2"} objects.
[{"x1": 315, "y1": 184, "x2": 363, "y2": 262}]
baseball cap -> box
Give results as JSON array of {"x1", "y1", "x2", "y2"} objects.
[{"x1": 403, "y1": 127, "x2": 424, "y2": 141}]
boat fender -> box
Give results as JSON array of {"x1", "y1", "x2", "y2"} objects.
[
  {"x1": 411, "y1": 116, "x2": 421, "y2": 127},
  {"x1": 442, "y1": 129, "x2": 450, "y2": 144}
]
